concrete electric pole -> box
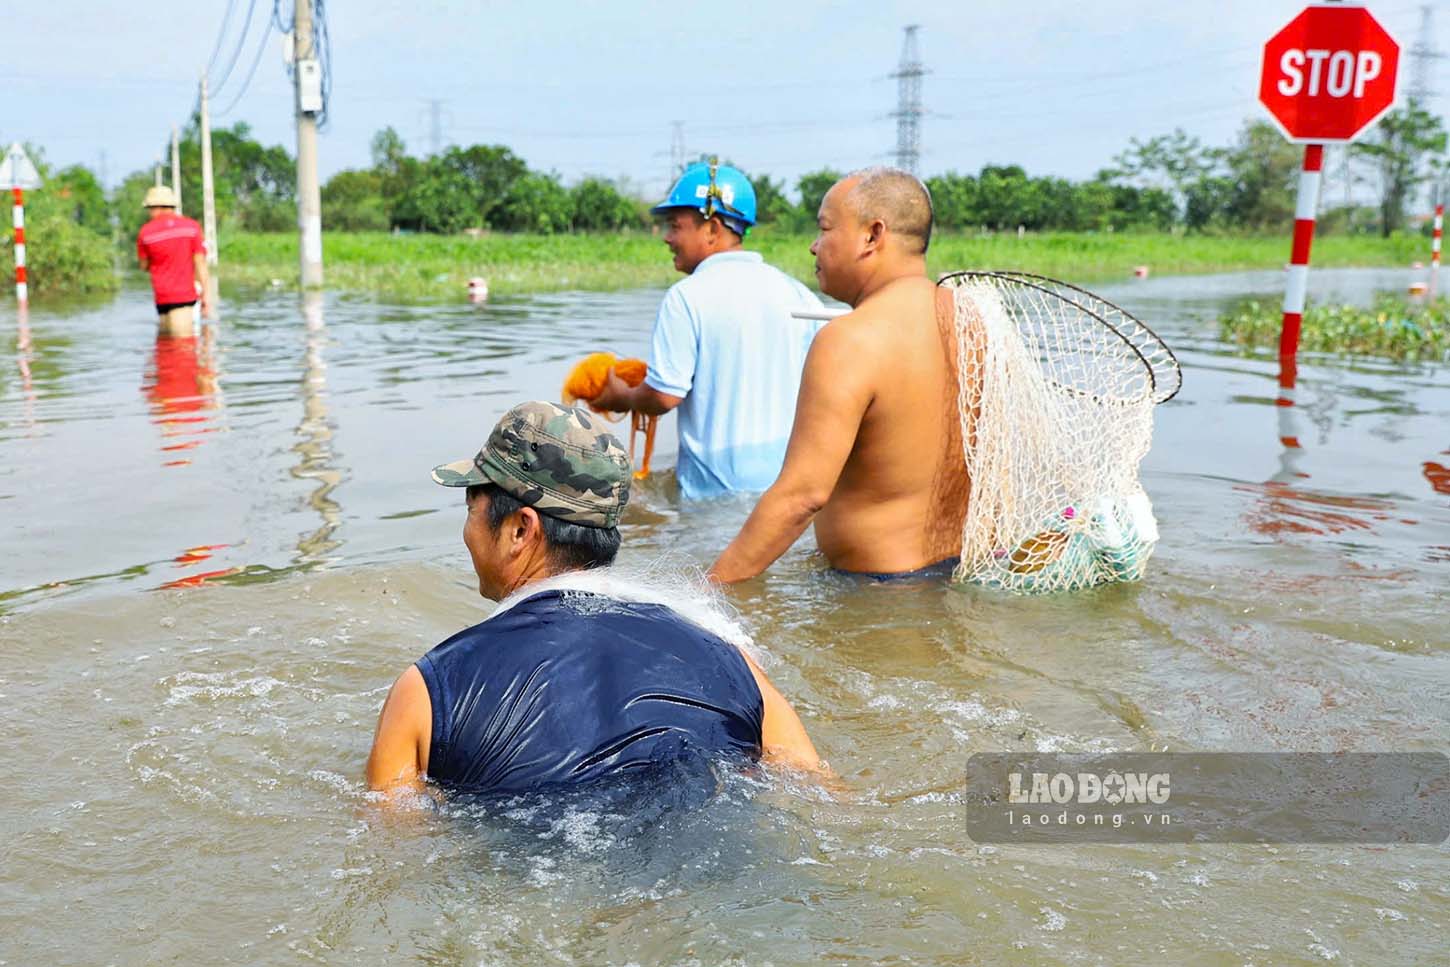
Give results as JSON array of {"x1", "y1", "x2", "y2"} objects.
[
  {"x1": 199, "y1": 76, "x2": 219, "y2": 268},
  {"x1": 171, "y1": 126, "x2": 183, "y2": 215},
  {"x1": 294, "y1": 0, "x2": 324, "y2": 288}
]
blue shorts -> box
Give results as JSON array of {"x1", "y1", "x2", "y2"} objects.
[{"x1": 834, "y1": 557, "x2": 960, "y2": 583}]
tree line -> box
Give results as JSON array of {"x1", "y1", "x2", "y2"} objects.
[
  {"x1": 5, "y1": 104, "x2": 1446, "y2": 296},
  {"x1": 111, "y1": 108, "x2": 1446, "y2": 239}
]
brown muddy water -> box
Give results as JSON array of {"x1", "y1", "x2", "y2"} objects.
[{"x1": 2, "y1": 270, "x2": 1447, "y2": 965}]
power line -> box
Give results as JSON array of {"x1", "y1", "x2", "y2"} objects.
[
  {"x1": 203, "y1": 0, "x2": 242, "y2": 84},
  {"x1": 215, "y1": 11, "x2": 276, "y2": 117},
  {"x1": 209, "y1": 0, "x2": 260, "y2": 96},
  {"x1": 313, "y1": 0, "x2": 333, "y2": 129},
  {"x1": 890, "y1": 25, "x2": 925, "y2": 175}
]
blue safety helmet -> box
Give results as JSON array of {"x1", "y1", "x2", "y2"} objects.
[{"x1": 650, "y1": 160, "x2": 757, "y2": 236}]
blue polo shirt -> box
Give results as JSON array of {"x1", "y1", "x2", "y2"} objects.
[{"x1": 645, "y1": 250, "x2": 825, "y2": 499}]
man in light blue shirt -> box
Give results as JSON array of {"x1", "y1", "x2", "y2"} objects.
[{"x1": 595, "y1": 163, "x2": 824, "y2": 499}]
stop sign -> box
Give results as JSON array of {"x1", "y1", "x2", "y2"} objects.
[{"x1": 1259, "y1": 4, "x2": 1400, "y2": 143}]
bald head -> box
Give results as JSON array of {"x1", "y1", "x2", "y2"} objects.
[{"x1": 841, "y1": 166, "x2": 933, "y2": 255}]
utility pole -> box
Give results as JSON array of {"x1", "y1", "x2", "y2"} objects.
[
  {"x1": 294, "y1": 0, "x2": 324, "y2": 288},
  {"x1": 170, "y1": 126, "x2": 183, "y2": 215},
  {"x1": 199, "y1": 76, "x2": 219, "y2": 268},
  {"x1": 890, "y1": 25, "x2": 926, "y2": 175}
]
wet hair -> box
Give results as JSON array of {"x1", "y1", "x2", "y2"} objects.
[
  {"x1": 467, "y1": 483, "x2": 621, "y2": 570},
  {"x1": 844, "y1": 166, "x2": 934, "y2": 255}
]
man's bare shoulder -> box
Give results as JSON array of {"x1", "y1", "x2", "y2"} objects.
[{"x1": 820, "y1": 277, "x2": 938, "y2": 341}]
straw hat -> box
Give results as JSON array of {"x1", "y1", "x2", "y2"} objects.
[{"x1": 143, "y1": 185, "x2": 178, "y2": 209}]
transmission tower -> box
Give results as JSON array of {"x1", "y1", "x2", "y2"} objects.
[
  {"x1": 889, "y1": 25, "x2": 926, "y2": 175},
  {"x1": 1408, "y1": 4, "x2": 1444, "y2": 107},
  {"x1": 422, "y1": 98, "x2": 449, "y2": 156},
  {"x1": 669, "y1": 121, "x2": 687, "y2": 175}
]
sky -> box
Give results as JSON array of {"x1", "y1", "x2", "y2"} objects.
[{"x1": 5, "y1": 0, "x2": 1448, "y2": 201}]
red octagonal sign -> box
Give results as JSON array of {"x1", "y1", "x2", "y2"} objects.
[{"x1": 1260, "y1": 3, "x2": 1400, "y2": 144}]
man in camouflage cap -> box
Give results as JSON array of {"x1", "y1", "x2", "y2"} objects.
[
  {"x1": 366, "y1": 401, "x2": 822, "y2": 798},
  {"x1": 430, "y1": 399, "x2": 632, "y2": 529}
]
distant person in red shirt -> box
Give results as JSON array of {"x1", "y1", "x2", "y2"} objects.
[{"x1": 136, "y1": 186, "x2": 211, "y2": 337}]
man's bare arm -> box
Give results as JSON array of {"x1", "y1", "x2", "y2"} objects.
[
  {"x1": 708, "y1": 322, "x2": 874, "y2": 583},
  {"x1": 591, "y1": 368, "x2": 683, "y2": 416},
  {"x1": 736, "y1": 648, "x2": 823, "y2": 774},
  {"x1": 192, "y1": 253, "x2": 213, "y2": 318},
  {"x1": 365, "y1": 665, "x2": 432, "y2": 794}
]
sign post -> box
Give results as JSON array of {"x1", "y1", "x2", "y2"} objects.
[
  {"x1": 0, "y1": 142, "x2": 42, "y2": 307},
  {"x1": 1258, "y1": 3, "x2": 1400, "y2": 448},
  {"x1": 1432, "y1": 186, "x2": 1443, "y2": 295}
]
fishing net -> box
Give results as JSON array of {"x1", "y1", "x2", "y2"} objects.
[{"x1": 940, "y1": 271, "x2": 1181, "y2": 593}]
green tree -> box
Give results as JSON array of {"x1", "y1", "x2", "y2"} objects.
[
  {"x1": 1351, "y1": 103, "x2": 1448, "y2": 237},
  {"x1": 1105, "y1": 182, "x2": 1176, "y2": 231},
  {"x1": 440, "y1": 145, "x2": 529, "y2": 226},
  {"x1": 322, "y1": 169, "x2": 389, "y2": 231},
  {"x1": 796, "y1": 169, "x2": 842, "y2": 222},
  {"x1": 49, "y1": 165, "x2": 110, "y2": 235},
  {"x1": 1220, "y1": 120, "x2": 1300, "y2": 231},
  {"x1": 1183, "y1": 175, "x2": 1235, "y2": 231},
  {"x1": 739, "y1": 172, "x2": 790, "y2": 226},
  {"x1": 1108, "y1": 128, "x2": 1217, "y2": 222},
  {"x1": 570, "y1": 178, "x2": 644, "y2": 231},
  {"x1": 369, "y1": 126, "x2": 419, "y2": 227},
  {"x1": 0, "y1": 147, "x2": 115, "y2": 298},
  {"x1": 403, "y1": 164, "x2": 480, "y2": 233},
  {"x1": 496, "y1": 173, "x2": 573, "y2": 233},
  {"x1": 122, "y1": 120, "x2": 295, "y2": 236},
  {"x1": 976, "y1": 165, "x2": 1034, "y2": 229},
  {"x1": 925, "y1": 172, "x2": 979, "y2": 230}
]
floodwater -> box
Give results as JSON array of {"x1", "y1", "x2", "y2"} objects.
[{"x1": 3, "y1": 269, "x2": 1447, "y2": 965}]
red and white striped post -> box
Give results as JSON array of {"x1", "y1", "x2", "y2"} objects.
[
  {"x1": 12, "y1": 187, "x2": 27, "y2": 306},
  {"x1": 1431, "y1": 191, "x2": 1443, "y2": 295},
  {"x1": 1276, "y1": 143, "x2": 1323, "y2": 450}
]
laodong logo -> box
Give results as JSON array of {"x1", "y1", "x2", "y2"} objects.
[{"x1": 1007, "y1": 770, "x2": 1171, "y2": 806}]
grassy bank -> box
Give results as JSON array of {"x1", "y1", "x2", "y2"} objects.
[
  {"x1": 192, "y1": 230, "x2": 1426, "y2": 302},
  {"x1": 1220, "y1": 293, "x2": 1449, "y2": 361}
]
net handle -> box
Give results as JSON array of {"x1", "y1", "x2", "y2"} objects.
[
  {"x1": 936, "y1": 270, "x2": 1182, "y2": 404},
  {"x1": 985, "y1": 271, "x2": 1183, "y2": 404}
]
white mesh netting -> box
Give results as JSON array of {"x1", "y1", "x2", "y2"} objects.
[{"x1": 942, "y1": 271, "x2": 1181, "y2": 593}]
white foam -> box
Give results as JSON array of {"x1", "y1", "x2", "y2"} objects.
[{"x1": 491, "y1": 560, "x2": 763, "y2": 663}]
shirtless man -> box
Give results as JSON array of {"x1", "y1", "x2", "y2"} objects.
[{"x1": 709, "y1": 167, "x2": 971, "y2": 582}]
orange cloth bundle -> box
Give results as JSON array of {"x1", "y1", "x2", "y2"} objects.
[
  {"x1": 561, "y1": 352, "x2": 647, "y2": 411},
  {"x1": 561, "y1": 352, "x2": 658, "y2": 480}
]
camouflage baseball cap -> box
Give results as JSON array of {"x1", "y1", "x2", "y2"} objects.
[{"x1": 431, "y1": 401, "x2": 632, "y2": 528}]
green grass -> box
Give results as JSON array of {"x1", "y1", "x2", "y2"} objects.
[
  {"x1": 1220, "y1": 293, "x2": 1450, "y2": 361},
  {"x1": 190, "y1": 229, "x2": 1428, "y2": 302}
]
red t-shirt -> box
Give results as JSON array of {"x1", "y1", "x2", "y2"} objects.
[{"x1": 137, "y1": 215, "x2": 206, "y2": 305}]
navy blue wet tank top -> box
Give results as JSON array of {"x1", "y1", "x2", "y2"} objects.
[{"x1": 414, "y1": 589, "x2": 764, "y2": 793}]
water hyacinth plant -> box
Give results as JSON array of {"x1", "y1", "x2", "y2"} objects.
[{"x1": 1219, "y1": 292, "x2": 1450, "y2": 361}]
